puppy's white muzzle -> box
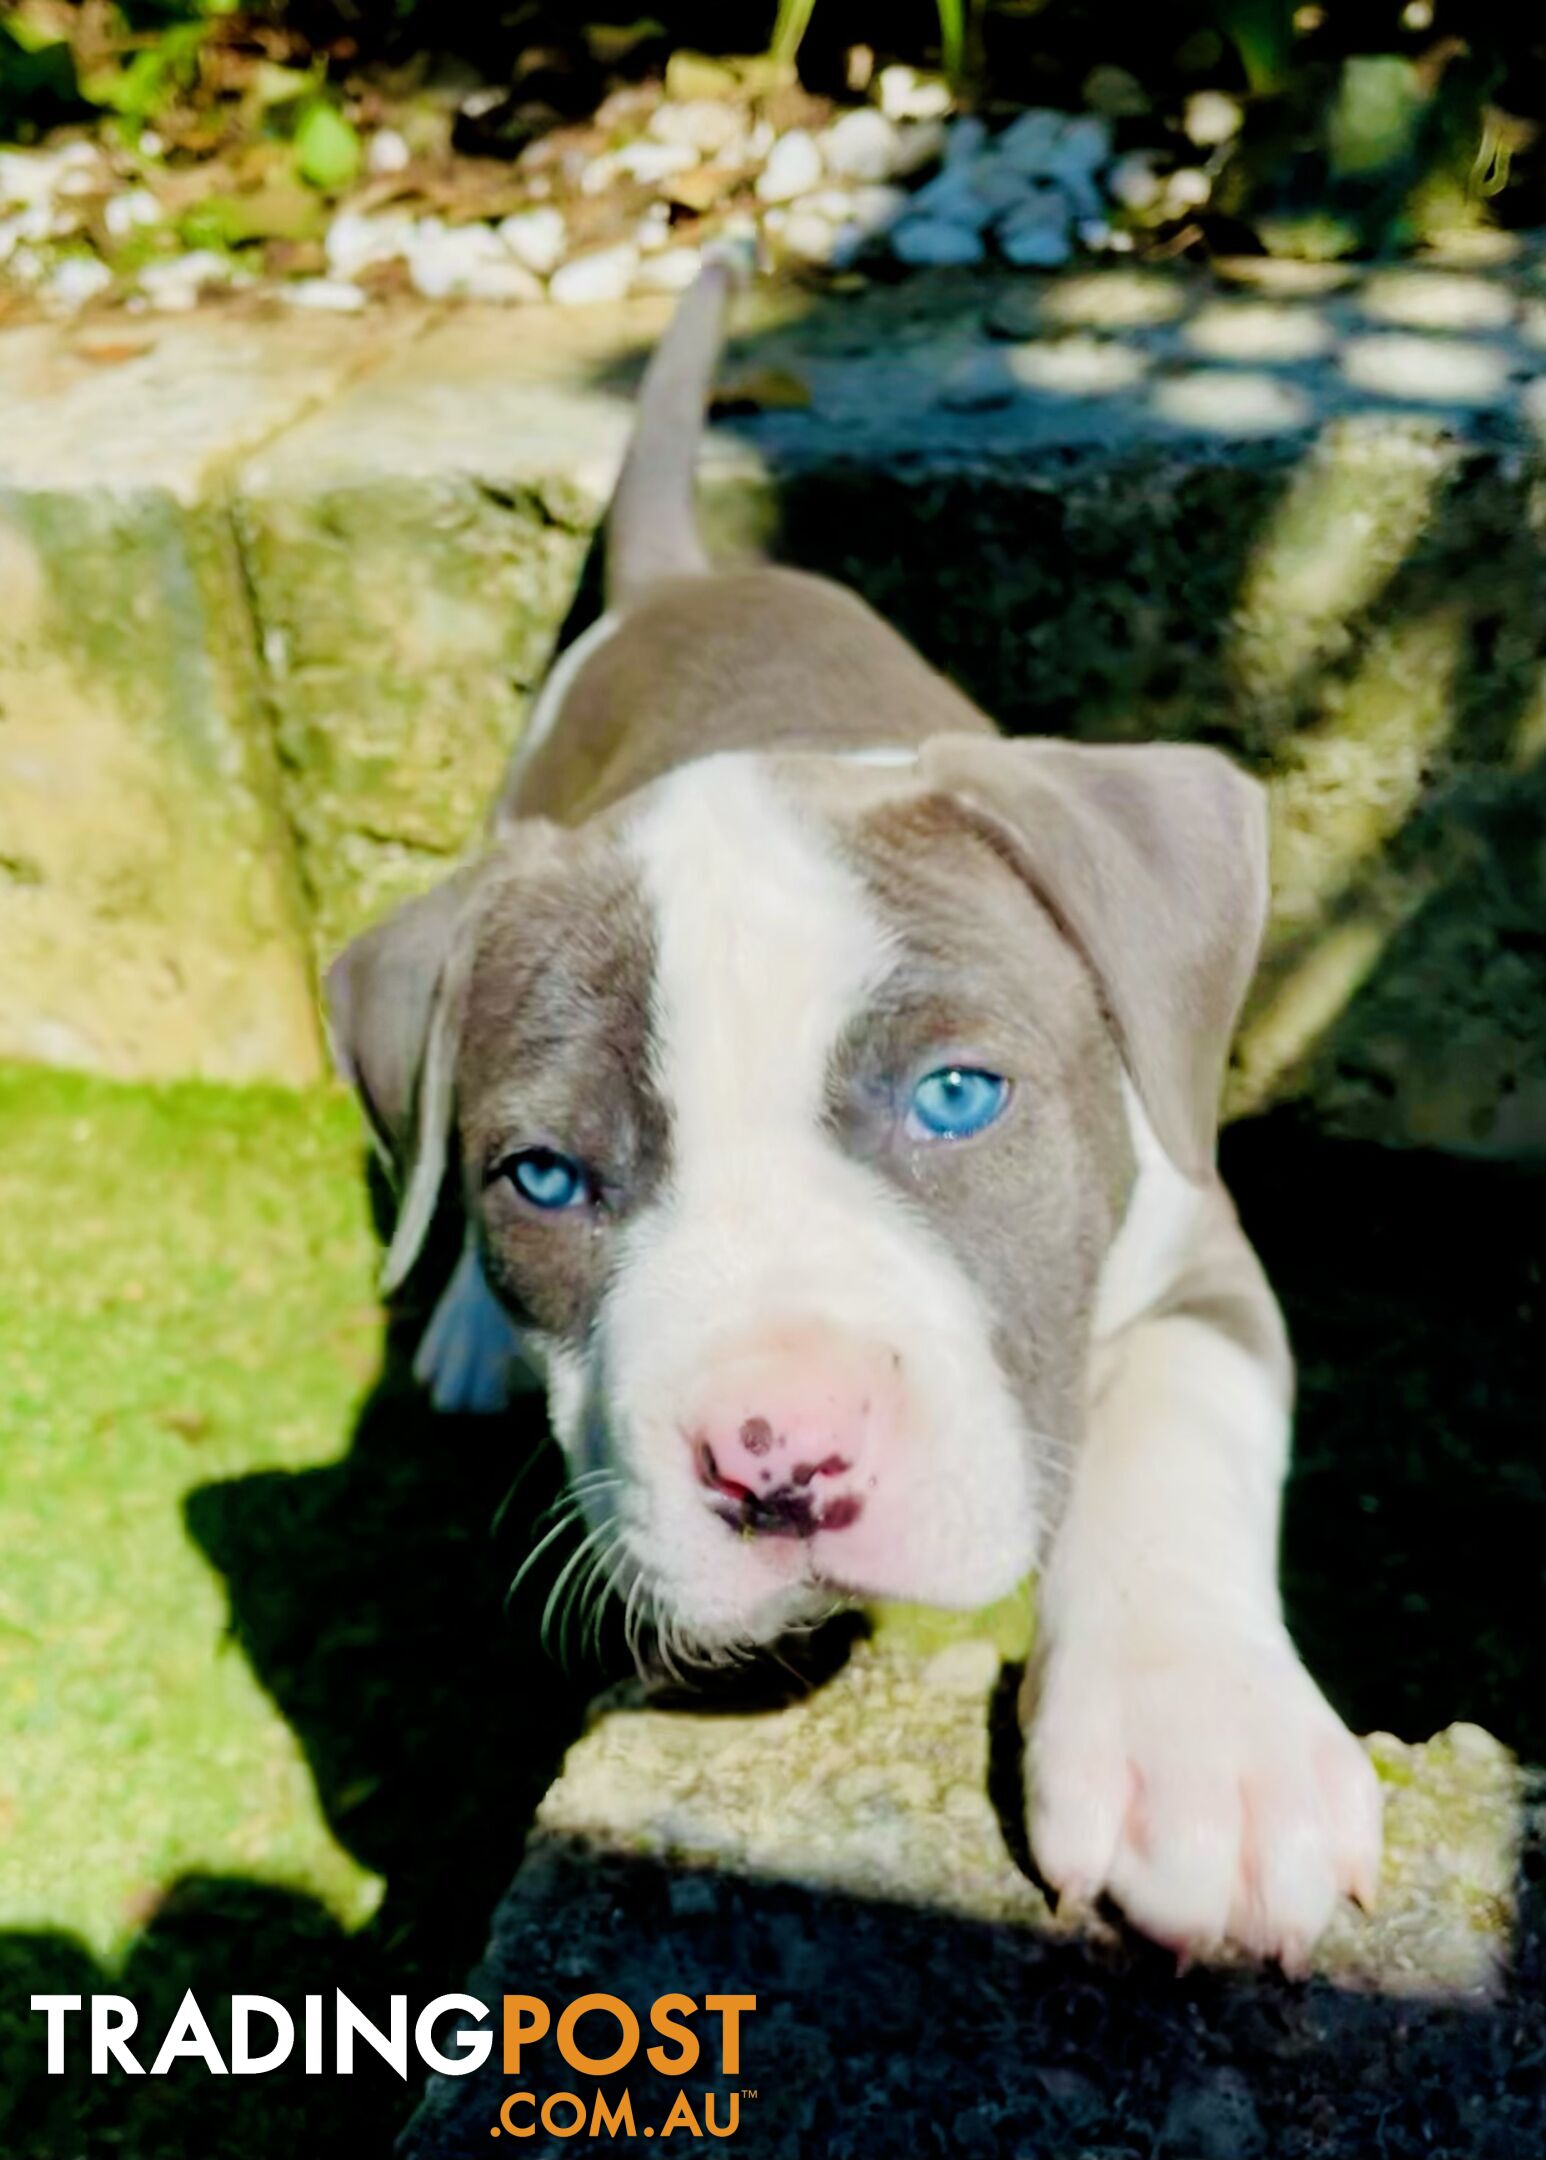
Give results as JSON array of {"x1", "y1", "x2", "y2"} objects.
[
  {"x1": 682, "y1": 1317, "x2": 907, "y2": 1546},
  {"x1": 574, "y1": 1144, "x2": 1041, "y2": 1643}
]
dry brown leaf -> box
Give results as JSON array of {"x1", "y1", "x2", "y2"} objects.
[{"x1": 71, "y1": 336, "x2": 155, "y2": 365}]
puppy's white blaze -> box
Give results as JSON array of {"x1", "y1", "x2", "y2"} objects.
[
  {"x1": 639, "y1": 754, "x2": 895, "y2": 1166},
  {"x1": 569, "y1": 755, "x2": 1039, "y2": 1643}
]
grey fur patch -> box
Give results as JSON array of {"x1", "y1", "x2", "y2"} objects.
[
  {"x1": 807, "y1": 775, "x2": 1136, "y2": 1521},
  {"x1": 456, "y1": 822, "x2": 668, "y2": 1348}
]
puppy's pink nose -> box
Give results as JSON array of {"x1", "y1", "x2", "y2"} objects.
[
  {"x1": 695, "y1": 1426, "x2": 861, "y2": 1539},
  {"x1": 683, "y1": 1326, "x2": 904, "y2": 1541}
]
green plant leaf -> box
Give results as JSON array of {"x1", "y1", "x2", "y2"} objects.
[
  {"x1": 768, "y1": 0, "x2": 817, "y2": 65},
  {"x1": 293, "y1": 97, "x2": 362, "y2": 192},
  {"x1": 81, "y1": 20, "x2": 206, "y2": 126},
  {"x1": 250, "y1": 61, "x2": 317, "y2": 112},
  {"x1": 180, "y1": 185, "x2": 323, "y2": 249},
  {"x1": 1213, "y1": 0, "x2": 1294, "y2": 95},
  {"x1": 1328, "y1": 53, "x2": 1425, "y2": 180},
  {"x1": 936, "y1": 0, "x2": 966, "y2": 83}
]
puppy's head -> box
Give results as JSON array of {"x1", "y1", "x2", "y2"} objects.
[{"x1": 328, "y1": 737, "x2": 1266, "y2": 1651}]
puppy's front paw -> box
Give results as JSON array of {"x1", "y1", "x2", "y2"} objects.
[{"x1": 1025, "y1": 1625, "x2": 1382, "y2": 1967}]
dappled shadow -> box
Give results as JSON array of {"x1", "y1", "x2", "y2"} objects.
[
  {"x1": 1226, "y1": 1115, "x2": 1546, "y2": 1756},
  {"x1": 398, "y1": 1826, "x2": 1546, "y2": 2160},
  {"x1": 8, "y1": 257, "x2": 1546, "y2": 2158},
  {"x1": 0, "y1": 1883, "x2": 410, "y2": 2159},
  {"x1": 656, "y1": 258, "x2": 1546, "y2": 1151},
  {"x1": 0, "y1": 1299, "x2": 597, "y2": 2158},
  {"x1": 3, "y1": 1112, "x2": 1534, "y2": 2159}
]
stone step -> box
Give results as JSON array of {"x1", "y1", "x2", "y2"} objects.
[
  {"x1": 396, "y1": 1609, "x2": 1534, "y2": 2159},
  {"x1": 3, "y1": 263, "x2": 1545, "y2": 1146}
]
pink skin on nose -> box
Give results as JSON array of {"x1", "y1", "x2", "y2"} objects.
[{"x1": 683, "y1": 1325, "x2": 907, "y2": 1542}]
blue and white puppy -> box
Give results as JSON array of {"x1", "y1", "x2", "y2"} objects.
[{"x1": 327, "y1": 265, "x2": 1381, "y2": 1966}]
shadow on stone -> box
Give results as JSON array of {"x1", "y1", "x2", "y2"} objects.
[{"x1": 397, "y1": 1825, "x2": 1546, "y2": 2160}]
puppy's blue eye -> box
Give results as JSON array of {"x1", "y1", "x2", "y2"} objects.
[
  {"x1": 503, "y1": 1148, "x2": 590, "y2": 1211},
  {"x1": 907, "y1": 1066, "x2": 1010, "y2": 1141}
]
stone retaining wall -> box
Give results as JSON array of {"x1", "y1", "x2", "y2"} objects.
[{"x1": 3, "y1": 265, "x2": 1545, "y2": 1149}]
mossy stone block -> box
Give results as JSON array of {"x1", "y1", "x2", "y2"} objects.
[{"x1": 0, "y1": 487, "x2": 321, "y2": 1083}]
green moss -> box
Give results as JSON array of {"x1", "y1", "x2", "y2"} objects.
[
  {"x1": 870, "y1": 1581, "x2": 1036, "y2": 1663},
  {"x1": 0, "y1": 488, "x2": 320, "y2": 1081},
  {"x1": 236, "y1": 477, "x2": 592, "y2": 959},
  {"x1": 0, "y1": 1064, "x2": 381, "y2": 1961},
  {"x1": 0, "y1": 1062, "x2": 591, "y2": 2157}
]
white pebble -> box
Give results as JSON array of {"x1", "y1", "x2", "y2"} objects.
[
  {"x1": 366, "y1": 127, "x2": 412, "y2": 175},
  {"x1": 578, "y1": 151, "x2": 621, "y2": 197},
  {"x1": 56, "y1": 166, "x2": 103, "y2": 202},
  {"x1": 498, "y1": 206, "x2": 566, "y2": 276},
  {"x1": 1106, "y1": 151, "x2": 1162, "y2": 212},
  {"x1": 327, "y1": 209, "x2": 416, "y2": 278},
  {"x1": 409, "y1": 221, "x2": 540, "y2": 301},
  {"x1": 4, "y1": 243, "x2": 45, "y2": 285},
  {"x1": 876, "y1": 65, "x2": 953, "y2": 123},
  {"x1": 280, "y1": 276, "x2": 368, "y2": 313},
  {"x1": 5, "y1": 202, "x2": 57, "y2": 248},
  {"x1": 756, "y1": 129, "x2": 824, "y2": 203},
  {"x1": 43, "y1": 254, "x2": 112, "y2": 310},
  {"x1": 138, "y1": 250, "x2": 238, "y2": 310},
  {"x1": 104, "y1": 187, "x2": 162, "y2": 239},
  {"x1": 633, "y1": 244, "x2": 702, "y2": 293},
  {"x1": 803, "y1": 187, "x2": 857, "y2": 221},
  {"x1": 648, "y1": 99, "x2": 743, "y2": 157},
  {"x1": 463, "y1": 259, "x2": 543, "y2": 302},
  {"x1": 1184, "y1": 90, "x2": 1242, "y2": 147},
  {"x1": 890, "y1": 215, "x2": 985, "y2": 266},
  {"x1": 548, "y1": 242, "x2": 640, "y2": 305},
  {"x1": 772, "y1": 209, "x2": 841, "y2": 264},
  {"x1": 1164, "y1": 166, "x2": 1213, "y2": 215},
  {"x1": 821, "y1": 106, "x2": 900, "y2": 183},
  {"x1": 615, "y1": 138, "x2": 699, "y2": 184},
  {"x1": 889, "y1": 117, "x2": 949, "y2": 177},
  {"x1": 0, "y1": 150, "x2": 61, "y2": 210},
  {"x1": 849, "y1": 182, "x2": 908, "y2": 234},
  {"x1": 634, "y1": 207, "x2": 672, "y2": 254}
]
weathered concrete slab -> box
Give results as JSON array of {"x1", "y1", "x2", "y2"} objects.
[
  {"x1": 0, "y1": 312, "x2": 402, "y2": 1083},
  {"x1": 536, "y1": 1626, "x2": 1521, "y2": 1998},
  {"x1": 240, "y1": 270, "x2": 1546, "y2": 1146},
  {"x1": 397, "y1": 1614, "x2": 1536, "y2": 2160},
  {"x1": 0, "y1": 489, "x2": 322, "y2": 1081},
  {"x1": 0, "y1": 311, "x2": 393, "y2": 501},
  {"x1": 235, "y1": 300, "x2": 774, "y2": 957},
  {"x1": 3, "y1": 266, "x2": 1546, "y2": 1134}
]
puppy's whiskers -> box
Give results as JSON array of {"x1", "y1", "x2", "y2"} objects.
[{"x1": 506, "y1": 1468, "x2": 624, "y2": 1625}]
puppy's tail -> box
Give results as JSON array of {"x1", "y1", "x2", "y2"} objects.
[{"x1": 605, "y1": 251, "x2": 741, "y2": 606}]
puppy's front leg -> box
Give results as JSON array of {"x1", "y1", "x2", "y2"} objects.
[{"x1": 1024, "y1": 1214, "x2": 1382, "y2": 1966}]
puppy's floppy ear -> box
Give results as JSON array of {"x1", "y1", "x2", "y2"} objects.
[
  {"x1": 918, "y1": 734, "x2": 1269, "y2": 1180},
  {"x1": 325, "y1": 861, "x2": 489, "y2": 1295}
]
